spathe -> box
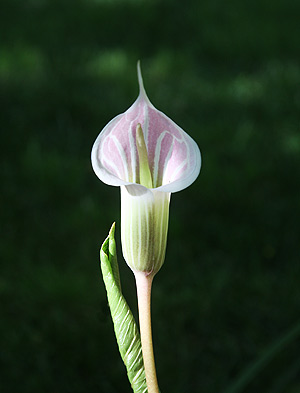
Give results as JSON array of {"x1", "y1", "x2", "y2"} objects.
[{"x1": 91, "y1": 63, "x2": 201, "y2": 274}]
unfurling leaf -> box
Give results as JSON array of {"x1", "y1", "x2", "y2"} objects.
[{"x1": 100, "y1": 223, "x2": 147, "y2": 393}]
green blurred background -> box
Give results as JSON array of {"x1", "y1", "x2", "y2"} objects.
[{"x1": 1, "y1": 0, "x2": 300, "y2": 392}]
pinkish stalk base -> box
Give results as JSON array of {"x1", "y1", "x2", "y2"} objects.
[{"x1": 134, "y1": 271, "x2": 160, "y2": 393}]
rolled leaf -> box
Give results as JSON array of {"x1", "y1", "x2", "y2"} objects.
[{"x1": 100, "y1": 223, "x2": 147, "y2": 393}]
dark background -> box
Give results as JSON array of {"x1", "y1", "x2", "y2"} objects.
[{"x1": 1, "y1": 0, "x2": 300, "y2": 392}]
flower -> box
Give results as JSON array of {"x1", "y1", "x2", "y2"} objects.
[{"x1": 91, "y1": 63, "x2": 201, "y2": 275}]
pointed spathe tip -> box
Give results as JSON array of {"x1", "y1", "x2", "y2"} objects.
[
  {"x1": 137, "y1": 60, "x2": 150, "y2": 103},
  {"x1": 137, "y1": 60, "x2": 143, "y2": 91}
]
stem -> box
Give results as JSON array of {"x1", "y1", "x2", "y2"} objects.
[{"x1": 135, "y1": 271, "x2": 160, "y2": 393}]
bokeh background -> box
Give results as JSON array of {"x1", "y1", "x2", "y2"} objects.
[{"x1": 1, "y1": 0, "x2": 300, "y2": 392}]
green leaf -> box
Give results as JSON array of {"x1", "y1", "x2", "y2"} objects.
[{"x1": 100, "y1": 223, "x2": 148, "y2": 393}]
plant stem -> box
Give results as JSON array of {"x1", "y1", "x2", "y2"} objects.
[{"x1": 134, "y1": 271, "x2": 160, "y2": 393}]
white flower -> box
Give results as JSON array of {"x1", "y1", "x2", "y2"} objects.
[{"x1": 91, "y1": 63, "x2": 201, "y2": 275}]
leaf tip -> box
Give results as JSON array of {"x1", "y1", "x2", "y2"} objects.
[{"x1": 109, "y1": 222, "x2": 116, "y2": 238}]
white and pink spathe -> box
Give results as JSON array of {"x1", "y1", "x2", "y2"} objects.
[{"x1": 91, "y1": 63, "x2": 201, "y2": 275}]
